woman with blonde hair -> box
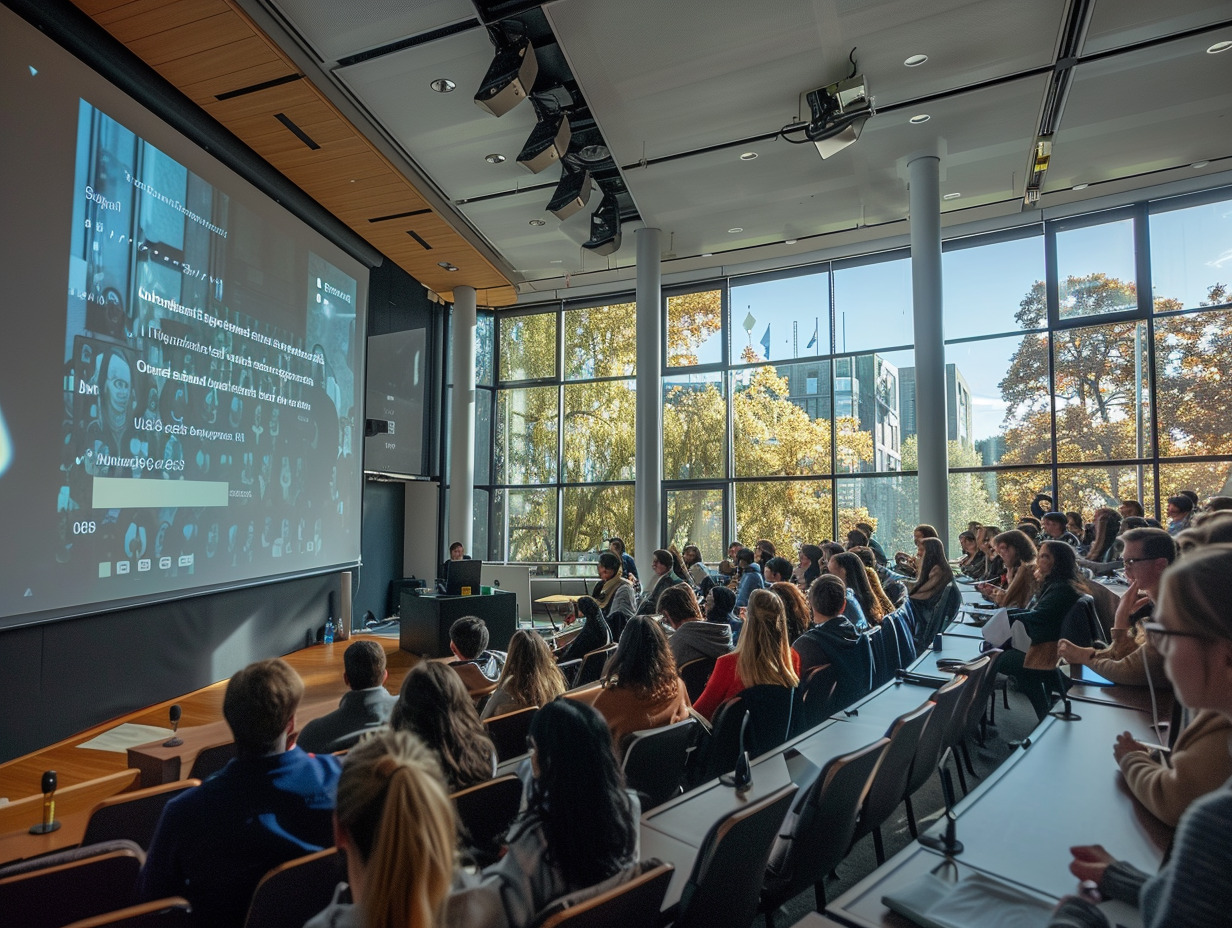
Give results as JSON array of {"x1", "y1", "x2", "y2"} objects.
[
  {"x1": 481, "y1": 630, "x2": 566, "y2": 721},
  {"x1": 1049, "y1": 544, "x2": 1232, "y2": 928},
  {"x1": 977, "y1": 529, "x2": 1038, "y2": 609},
  {"x1": 693, "y1": 588, "x2": 800, "y2": 720},
  {"x1": 306, "y1": 730, "x2": 456, "y2": 928}
]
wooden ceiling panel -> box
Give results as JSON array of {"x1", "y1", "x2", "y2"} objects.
[{"x1": 71, "y1": 0, "x2": 516, "y2": 305}]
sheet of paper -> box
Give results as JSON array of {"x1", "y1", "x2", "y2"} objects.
[
  {"x1": 78, "y1": 723, "x2": 175, "y2": 753},
  {"x1": 981, "y1": 607, "x2": 1011, "y2": 646}
]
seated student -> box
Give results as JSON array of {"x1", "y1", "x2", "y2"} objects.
[
  {"x1": 590, "y1": 551, "x2": 637, "y2": 619},
  {"x1": 1042, "y1": 511, "x2": 1081, "y2": 546},
  {"x1": 733, "y1": 547, "x2": 766, "y2": 610},
  {"x1": 993, "y1": 540, "x2": 1086, "y2": 720},
  {"x1": 390, "y1": 662, "x2": 496, "y2": 792},
  {"x1": 306, "y1": 730, "x2": 457, "y2": 928},
  {"x1": 856, "y1": 520, "x2": 889, "y2": 568},
  {"x1": 956, "y1": 530, "x2": 985, "y2": 576},
  {"x1": 852, "y1": 546, "x2": 907, "y2": 608},
  {"x1": 575, "y1": 615, "x2": 691, "y2": 752},
  {"x1": 975, "y1": 529, "x2": 1038, "y2": 609},
  {"x1": 607, "y1": 536, "x2": 639, "y2": 586},
  {"x1": 764, "y1": 555, "x2": 794, "y2": 585},
  {"x1": 441, "y1": 540, "x2": 467, "y2": 579},
  {"x1": 703, "y1": 582, "x2": 742, "y2": 645},
  {"x1": 556, "y1": 594, "x2": 613, "y2": 664},
  {"x1": 770, "y1": 581, "x2": 810, "y2": 642},
  {"x1": 464, "y1": 699, "x2": 639, "y2": 928},
  {"x1": 908, "y1": 537, "x2": 954, "y2": 603},
  {"x1": 138, "y1": 659, "x2": 340, "y2": 928},
  {"x1": 681, "y1": 543, "x2": 710, "y2": 586},
  {"x1": 661, "y1": 583, "x2": 732, "y2": 668},
  {"x1": 828, "y1": 550, "x2": 883, "y2": 627},
  {"x1": 975, "y1": 525, "x2": 1004, "y2": 582},
  {"x1": 635, "y1": 549, "x2": 685, "y2": 615},
  {"x1": 481, "y1": 629, "x2": 567, "y2": 721},
  {"x1": 1165, "y1": 493, "x2": 1195, "y2": 537},
  {"x1": 449, "y1": 615, "x2": 507, "y2": 683},
  {"x1": 693, "y1": 588, "x2": 800, "y2": 721},
  {"x1": 797, "y1": 544, "x2": 824, "y2": 590},
  {"x1": 895, "y1": 524, "x2": 939, "y2": 577},
  {"x1": 298, "y1": 640, "x2": 398, "y2": 755},
  {"x1": 794, "y1": 575, "x2": 874, "y2": 711},
  {"x1": 1048, "y1": 545, "x2": 1232, "y2": 928}
]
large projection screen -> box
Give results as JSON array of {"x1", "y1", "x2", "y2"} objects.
[{"x1": 0, "y1": 6, "x2": 369, "y2": 630}]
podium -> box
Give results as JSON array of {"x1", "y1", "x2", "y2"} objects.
[{"x1": 400, "y1": 588, "x2": 517, "y2": 659}]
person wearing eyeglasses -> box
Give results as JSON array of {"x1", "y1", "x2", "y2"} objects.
[
  {"x1": 1058, "y1": 528, "x2": 1175, "y2": 686},
  {"x1": 1050, "y1": 544, "x2": 1232, "y2": 928}
]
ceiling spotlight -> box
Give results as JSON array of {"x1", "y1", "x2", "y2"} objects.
[
  {"x1": 547, "y1": 164, "x2": 593, "y2": 220},
  {"x1": 430, "y1": 78, "x2": 456, "y2": 93},
  {"x1": 785, "y1": 239, "x2": 798, "y2": 245},
  {"x1": 904, "y1": 54, "x2": 928, "y2": 67},
  {"x1": 943, "y1": 192, "x2": 961, "y2": 200},
  {"x1": 528, "y1": 218, "x2": 546, "y2": 226},
  {"x1": 437, "y1": 261, "x2": 459, "y2": 271},
  {"x1": 474, "y1": 26, "x2": 538, "y2": 117},
  {"x1": 740, "y1": 151, "x2": 758, "y2": 161},
  {"x1": 909, "y1": 113, "x2": 930, "y2": 124},
  {"x1": 518, "y1": 96, "x2": 571, "y2": 173},
  {"x1": 1192, "y1": 160, "x2": 1210, "y2": 168},
  {"x1": 728, "y1": 227, "x2": 743, "y2": 234},
  {"x1": 804, "y1": 68, "x2": 874, "y2": 159},
  {"x1": 484, "y1": 153, "x2": 506, "y2": 164},
  {"x1": 702, "y1": 252, "x2": 713, "y2": 257},
  {"x1": 1207, "y1": 41, "x2": 1232, "y2": 54},
  {"x1": 583, "y1": 191, "x2": 621, "y2": 256},
  {"x1": 1072, "y1": 183, "x2": 1088, "y2": 190}
]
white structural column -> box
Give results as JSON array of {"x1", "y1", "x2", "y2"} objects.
[
  {"x1": 448, "y1": 286, "x2": 477, "y2": 556},
  {"x1": 635, "y1": 228, "x2": 663, "y2": 577},
  {"x1": 908, "y1": 156, "x2": 949, "y2": 548}
]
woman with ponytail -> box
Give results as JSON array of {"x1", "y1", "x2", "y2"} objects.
[{"x1": 306, "y1": 729, "x2": 456, "y2": 928}]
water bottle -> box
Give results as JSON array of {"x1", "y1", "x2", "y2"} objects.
[{"x1": 324, "y1": 618, "x2": 335, "y2": 644}]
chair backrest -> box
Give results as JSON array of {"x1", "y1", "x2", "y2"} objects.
[
  {"x1": 943, "y1": 657, "x2": 991, "y2": 750},
  {"x1": 850, "y1": 702, "x2": 935, "y2": 847},
  {"x1": 483, "y1": 705, "x2": 539, "y2": 763},
  {"x1": 605, "y1": 610, "x2": 629, "y2": 645},
  {"x1": 556, "y1": 658, "x2": 583, "y2": 688},
  {"x1": 187, "y1": 741, "x2": 237, "y2": 781},
  {"x1": 575, "y1": 643, "x2": 618, "y2": 688},
  {"x1": 530, "y1": 860, "x2": 674, "y2": 928},
  {"x1": 81, "y1": 779, "x2": 200, "y2": 851},
  {"x1": 243, "y1": 847, "x2": 341, "y2": 928},
  {"x1": 0, "y1": 841, "x2": 145, "y2": 928},
  {"x1": 889, "y1": 605, "x2": 917, "y2": 664},
  {"x1": 673, "y1": 783, "x2": 798, "y2": 928},
  {"x1": 957, "y1": 652, "x2": 1000, "y2": 740},
  {"x1": 904, "y1": 674, "x2": 968, "y2": 799},
  {"x1": 678, "y1": 656, "x2": 717, "y2": 703},
  {"x1": 1059, "y1": 594, "x2": 1103, "y2": 649},
  {"x1": 866, "y1": 625, "x2": 892, "y2": 687},
  {"x1": 621, "y1": 718, "x2": 698, "y2": 810},
  {"x1": 879, "y1": 616, "x2": 905, "y2": 678},
  {"x1": 452, "y1": 774, "x2": 525, "y2": 867},
  {"x1": 763, "y1": 738, "x2": 888, "y2": 904},
  {"x1": 63, "y1": 897, "x2": 192, "y2": 927},
  {"x1": 450, "y1": 661, "x2": 500, "y2": 703},
  {"x1": 796, "y1": 664, "x2": 840, "y2": 734}
]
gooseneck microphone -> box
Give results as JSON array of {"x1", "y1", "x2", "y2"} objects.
[
  {"x1": 164, "y1": 704, "x2": 184, "y2": 747},
  {"x1": 30, "y1": 770, "x2": 61, "y2": 834},
  {"x1": 720, "y1": 710, "x2": 753, "y2": 793},
  {"x1": 918, "y1": 764, "x2": 963, "y2": 855}
]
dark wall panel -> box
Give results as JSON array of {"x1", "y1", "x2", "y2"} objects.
[{"x1": 358, "y1": 478, "x2": 404, "y2": 624}]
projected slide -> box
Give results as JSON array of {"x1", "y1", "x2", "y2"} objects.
[{"x1": 56, "y1": 100, "x2": 358, "y2": 582}]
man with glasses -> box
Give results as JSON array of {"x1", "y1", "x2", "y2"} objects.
[{"x1": 1058, "y1": 527, "x2": 1176, "y2": 684}]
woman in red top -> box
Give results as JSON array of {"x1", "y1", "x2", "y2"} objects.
[{"x1": 693, "y1": 588, "x2": 800, "y2": 720}]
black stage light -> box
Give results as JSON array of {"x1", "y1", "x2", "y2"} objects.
[
  {"x1": 474, "y1": 30, "x2": 538, "y2": 117},
  {"x1": 583, "y1": 191, "x2": 621, "y2": 256},
  {"x1": 546, "y1": 163, "x2": 592, "y2": 219}
]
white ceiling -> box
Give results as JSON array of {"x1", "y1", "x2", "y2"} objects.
[{"x1": 254, "y1": 0, "x2": 1232, "y2": 302}]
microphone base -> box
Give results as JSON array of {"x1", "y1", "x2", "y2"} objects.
[
  {"x1": 1050, "y1": 709, "x2": 1082, "y2": 722},
  {"x1": 918, "y1": 834, "x2": 963, "y2": 855},
  {"x1": 29, "y1": 821, "x2": 61, "y2": 835},
  {"x1": 163, "y1": 737, "x2": 184, "y2": 747}
]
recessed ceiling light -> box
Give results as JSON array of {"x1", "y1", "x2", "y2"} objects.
[
  {"x1": 445, "y1": 265, "x2": 459, "y2": 272},
  {"x1": 550, "y1": 259, "x2": 563, "y2": 264},
  {"x1": 728, "y1": 227, "x2": 743, "y2": 234},
  {"x1": 1207, "y1": 41, "x2": 1232, "y2": 54},
  {"x1": 1072, "y1": 183, "x2": 1088, "y2": 190},
  {"x1": 578, "y1": 144, "x2": 610, "y2": 163},
  {"x1": 909, "y1": 114, "x2": 930, "y2": 124},
  {"x1": 484, "y1": 153, "x2": 506, "y2": 164},
  {"x1": 739, "y1": 151, "x2": 758, "y2": 161},
  {"x1": 942, "y1": 192, "x2": 961, "y2": 200},
  {"x1": 1192, "y1": 160, "x2": 1210, "y2": 168},
  {"x1": 702, "y1": 253, "x2": 713, "y2": 257},
  {"x1": 904, "y1": 54, "x2": 929, "y2": 67},
  {"x1": 528, "y1": 218, "x2": 546, "y2": 226},
  {"x1": 785, "y1": 239, "x2": 798, "y2": 245},
  {"x1": 430, "y1": 78, "x2": 456, "y2": 93}
]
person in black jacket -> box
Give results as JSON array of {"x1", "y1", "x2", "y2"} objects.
[
  {"x1": 793, "y1": 574, "x2": 874, "y2": 711},
  {"x1": 557, "y1": 595, "x2": 612, "y2": 664}
]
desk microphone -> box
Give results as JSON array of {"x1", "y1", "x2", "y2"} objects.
[
  {"x1": 719, "y1": 711, "x2": 753, "y2": 793},
  {"x1": 29, "y1": 770, "x2": 61, "y2": 834},
  {"x1": 164, "y1": 704, "x2": 184, "y2": 747},
  {"x1": 1050, "y1": 694, "x2": 1082, "y2": 722},
  {"x1": 918, "y1": 764, "x2": 963, "y2": 855}
]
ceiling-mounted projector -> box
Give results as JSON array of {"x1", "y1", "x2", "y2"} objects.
[{"x1": 804, "y1": 74, "x2": 873, "y2": 159}]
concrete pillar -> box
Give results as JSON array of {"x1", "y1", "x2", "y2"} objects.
[
  {"x1": 448, "y1": 286, "x2": 477, "y2": 557},
  {"x1": 635, "y1": 229, "x2": 663, "y2": 576},
  {"x1": 908, "y1": 156, "x2": 949, "y2": 548}
]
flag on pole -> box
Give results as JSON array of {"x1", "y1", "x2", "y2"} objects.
[
  {"x1": 806, "y1": 322, "x2": 818, "y2": 350},
  {"x1": 760, "y1": 324, "x2": 771, "y2": 358}
]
